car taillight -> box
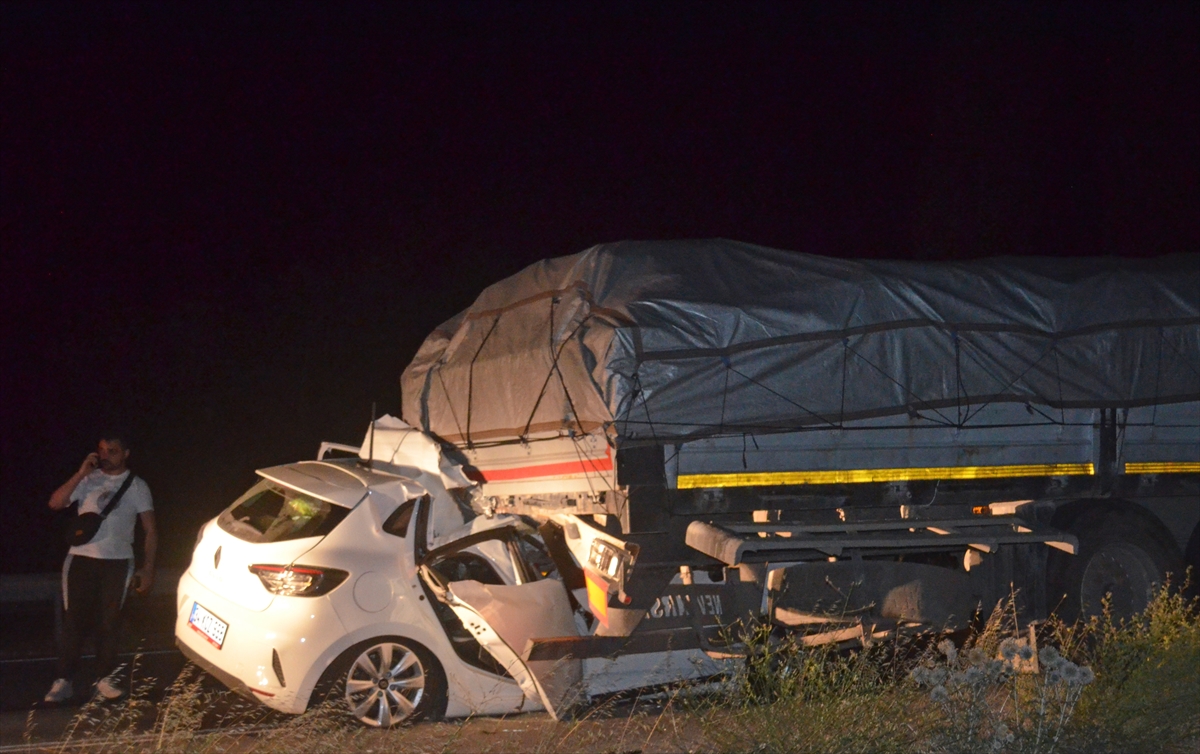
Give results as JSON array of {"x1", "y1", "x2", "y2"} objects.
[{"x1": 248, "y1": 565, "x2": 349, "y2": 596}]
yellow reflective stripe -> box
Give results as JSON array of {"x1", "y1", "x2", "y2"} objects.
[
  {"x1": 676, "y1": 463, "x2": 1095, "y2": 489},
  {"x1": 1124, "y1": 461, "x2": 1200, "y2": 474}
]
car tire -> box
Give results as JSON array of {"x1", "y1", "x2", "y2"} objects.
[
  {"x1": 312, "y1": 637, "x2": 447, "y2": 727},
  {"x1": 1048, "y1": 507, "x2": 1182, "y2": 623}
]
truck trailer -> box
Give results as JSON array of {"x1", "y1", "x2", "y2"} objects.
[
  {"x1": 398, "y1": 241, "x2": 1199, "y2": 654},
  {"x1": 176, "y1": 241, "x2": 1198, "y2": 725}
]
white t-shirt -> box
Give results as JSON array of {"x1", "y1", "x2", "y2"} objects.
[{"x1": 68, "y1": 469, "x2": 153, "y2": 561}]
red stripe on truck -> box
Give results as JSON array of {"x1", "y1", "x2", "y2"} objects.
[{"x1": 471, "y1": 450, "x2": 613, "y2": 482}]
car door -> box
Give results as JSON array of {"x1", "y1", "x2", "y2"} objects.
[{"x1": 419, "y1": 525, "x2": 584, "y2": 720}]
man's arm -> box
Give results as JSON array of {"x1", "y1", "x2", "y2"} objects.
[
  {"x1": 48, "y1": 454, "x2": 99, "y2": 510},
  {"x1": 133, "y1": 510, "x2": 157, "y2": 595}
]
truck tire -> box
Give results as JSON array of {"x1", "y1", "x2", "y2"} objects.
[
  {"x1": 1048, "y1": 508, "x2": 1183, "y2": 623},
  {"x1": 1185, "y1": 525, "x2": 1200, "y2": 599},
  {"x1": 312, "y1": 637, "x2": 447, "y2": 727}
]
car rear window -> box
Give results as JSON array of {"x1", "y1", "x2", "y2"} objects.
[{"x1": 218, "y1": 480, "x2": 350, "y2": 543}]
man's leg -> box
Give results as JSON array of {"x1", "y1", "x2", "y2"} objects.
[
  {"x1": 55, "y1": 555, "x2": 100, "y2": 679},
  {"x1": 48, "y1": 555, "x2": 99, "y2": 701},
  {"x1": 94, "y1": 558, "x2": 132, "y2": 683}
]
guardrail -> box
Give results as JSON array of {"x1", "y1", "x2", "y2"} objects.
[{"x1": 0, "y1": 569, "x2": 184, "y2": 646}]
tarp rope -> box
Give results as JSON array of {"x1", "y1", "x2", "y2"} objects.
[
  {"x1": 435, "y1": 368, "x2": 467, "y2": 442},
  {"x1": 465, "y1": 314, "x2": 502, "y2": 448},
  {"x1": 843, "y1": 343, "x2": 958, "y2": 427},
  {"x1": 618, "y1": 369, "x2": 661, "y2": 443},
  {"x1": 725, "y1": 361, "x2": 842, "y2": 430},
  {"x1": 520, "y1": 298, "x2": 590, "y2": 441},
  {"x1": 959, "y1": 337, "x2": 1057, "y2": 425}
]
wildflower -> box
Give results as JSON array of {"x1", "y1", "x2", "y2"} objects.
[
  {"x1": 1078, "y1": 666, "x2": 1095, "y2": 685},
  {"x1": 1061, "y1": 662, "x2": 1082, "y2": 683},
  {"x1": 938, "y1": 639, "x2": 958, "y2": 663},
  {"x1": 964, "y1": 666, "x2": 985, "y2": 685},
  {"x1": 999, "y1": 638, "x2": 1019, "y2": 661},
  {"x1": 930, "y1": 685, "x2": 949, "y2": 703},
  {"x1": 990, "y1": 722, "x2": 1014, "y2": 751},
  {"x1": 1017, "y1": 644, "x2": 1035, "y2": 662},
  {"x1": 968, "y1": 648, "x2": 987, "y2": 664},
  {"x1": 1038, "y1": 645, "x2": 1061, "y2": 666}
]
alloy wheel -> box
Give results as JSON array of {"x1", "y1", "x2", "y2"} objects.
[{"x1": 343, "y1": 641, "x2": 427, "y2": 727}]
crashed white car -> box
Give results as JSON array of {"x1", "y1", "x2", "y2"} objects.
[{"x1": 175, "y1": 424, "x2": 723, "y2": 727}]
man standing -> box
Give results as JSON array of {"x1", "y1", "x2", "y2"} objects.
[{"x1": 43, "y1": 433, "x2": 156, "y2": 703}]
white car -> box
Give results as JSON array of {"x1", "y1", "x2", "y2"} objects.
[{"x1": 175, "y1": 426, "x2": 725, "y2": 727}]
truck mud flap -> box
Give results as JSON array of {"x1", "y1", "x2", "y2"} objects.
[{"x1": 686, "y1": 516, "x2": 1077, "y2": 565}]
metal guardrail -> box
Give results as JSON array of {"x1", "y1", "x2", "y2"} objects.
[
  {"x1": 0, "y1": 569, "x2": 183, "y2": 649},
  {"x1": 0, "y1": 568, "x2": 183, "y2": 604}
]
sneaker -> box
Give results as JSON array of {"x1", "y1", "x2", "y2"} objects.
[
  {"x1": 43, "y1": 678, "x2": 73, "y2": 704},
  {"x1": 95, "y1": 674, "x2": 125, "y2": 701}
]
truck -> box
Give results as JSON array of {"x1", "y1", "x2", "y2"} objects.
[
  {"x1": 397, "y1": 240, "x2": 1199, "y2": 657},
  {"x1": 177, "y1": 241, "x2": 1197, "y2": 725}
]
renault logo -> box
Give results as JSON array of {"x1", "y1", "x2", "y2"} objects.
[{"x1": 214, "y1": 546, "x2": 222, "y2": 569}]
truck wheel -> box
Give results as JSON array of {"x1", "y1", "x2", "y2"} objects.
[
  {"x1": 1185, "y1": 526, "x2": 1200, "y2": 599},
  {"x1": 1049, "y1": 508, "x2": 1182, "y2": 623},
  {"x1": 314, "y1": 637, "x2": 447, "y2": 727}
]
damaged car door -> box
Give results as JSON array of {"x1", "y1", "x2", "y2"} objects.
[{"x1": 418, "y1": 524, "x2": 584, "y2": 720}]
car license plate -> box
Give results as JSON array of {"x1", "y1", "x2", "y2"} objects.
[{"x1": 188, "y1": 601, "x2": 229, "y2": 649}]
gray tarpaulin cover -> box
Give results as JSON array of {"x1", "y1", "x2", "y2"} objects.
[{"x1": 402, "y1": 241, "x2": 1199, "y2": 447}]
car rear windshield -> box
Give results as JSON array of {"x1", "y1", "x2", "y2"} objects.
[{"x1": 217, "y1": 480, "x2": 351, "y2": 543}]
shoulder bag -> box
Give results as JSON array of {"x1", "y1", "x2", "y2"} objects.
[{"x1": 65, "y1": 473, "x2": 136, "y2": 546}]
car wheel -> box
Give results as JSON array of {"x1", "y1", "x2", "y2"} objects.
[
  {"x1": 315, "y1": 637, "x2": 446, "y2": 727},
  {"x1": 1048, "y1": 508, "x2": 1182, "y2": 623}
]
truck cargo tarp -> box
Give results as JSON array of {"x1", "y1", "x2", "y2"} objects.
[{"x1": 402, "y1": 241, "x2": 1200, "y2": 446}]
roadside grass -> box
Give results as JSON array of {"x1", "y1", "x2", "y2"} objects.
[
  {"x1": 28, "y1": 662, "x2": 370, "y2": 753},
  {"x1": 697, "y1": 576, "x2": 1200, "y2": 754},
  {"x1": 1051, "y1": 577, "x2": 1200, "y2": 752},
  {"x1": 24, "y1": 579, "x2": 1199, "y2": 753},
  {"x1": 693, "y1": 623, "x2": 926, "y2": 754}
]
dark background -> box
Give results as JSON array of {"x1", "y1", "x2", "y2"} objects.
[{"x1": 3, "y1": 2, "x2": 1197, "y2": 574}]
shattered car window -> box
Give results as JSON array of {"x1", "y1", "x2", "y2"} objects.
[
  {"x1": 218, "y1": 479, "x2": 350, "y2": 543},
  {"x1": 515, "y1": 533, "x2": 558, "y2": 581},
  {"x1": 429, "y1": 552, "x2": 505, "y2": 585}
]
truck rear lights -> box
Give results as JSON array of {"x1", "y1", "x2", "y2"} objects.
[
  {"x1": 588, "y1": 540, "x2": 635, "y2": 578},
  {"x1": 248, "y1": 564, "x2": 349, "y2": 596}
]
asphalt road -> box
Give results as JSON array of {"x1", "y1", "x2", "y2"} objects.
[{"x1": 0, "y1": 591, "x2": 214, "y2": 749}]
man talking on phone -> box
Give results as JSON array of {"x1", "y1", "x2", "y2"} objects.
[{"x1": 43, "y1": 431, "x2": 156, "y2": 704}]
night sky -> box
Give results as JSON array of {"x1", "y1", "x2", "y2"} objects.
[{"x1": 3, "y1": 2, "x2": 1197, "y2": 574}]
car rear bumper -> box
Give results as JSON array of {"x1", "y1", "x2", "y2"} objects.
[
  {"x1": 175, "y1": 569, "x2": 345, "y2": 714},
  {"x1": 177, "y1": 638, "x2": 258, "y2": 701}
]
